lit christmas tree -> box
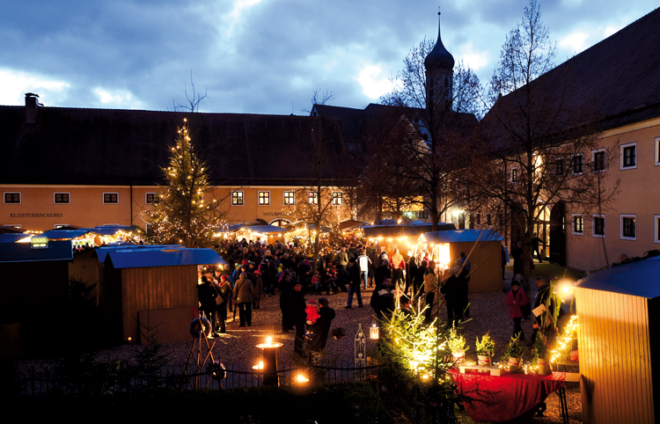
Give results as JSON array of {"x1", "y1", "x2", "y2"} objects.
[{"x1": 145, "y1": 119, "x2": 227, "y2": 247}]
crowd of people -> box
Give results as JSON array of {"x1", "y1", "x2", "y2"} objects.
[{"x1": 197, "y1": 238, "x2": 475, "y2": 349}]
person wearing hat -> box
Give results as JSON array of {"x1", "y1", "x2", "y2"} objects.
[
  {"x1": 289, "y1": 280, "x2": 307, "y2": 356},
  {"x1": 505, "y1": 280, "x2": 528, "y2": 340}
]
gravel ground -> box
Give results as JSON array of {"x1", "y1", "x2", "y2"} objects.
[{"x1": 35, "y1": 270, "x2": 581, "y2": 423}]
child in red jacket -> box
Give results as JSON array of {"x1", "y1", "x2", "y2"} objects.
[{"x1": 505, "y1": 281, "x2": 528, "y2": 341}]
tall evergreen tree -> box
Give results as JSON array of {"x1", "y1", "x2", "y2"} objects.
[{"x1": 145, "y1": 119, "x2": 227, "y2": 247}]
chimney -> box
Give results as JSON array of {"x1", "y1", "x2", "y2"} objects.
[{"x1": 25, "y1": 93, "x2": 39, "y2": 124}]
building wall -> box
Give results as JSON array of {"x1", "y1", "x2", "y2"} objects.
[
  {"x1": 575, "y1": 287, "x2": 655, "y2": 424},
  {"x1": 566, "y1": 117, "x2": 660, "y2": 271},
  {"x1": 0, "y1": 184, "x2": 352, "y2": 232}
]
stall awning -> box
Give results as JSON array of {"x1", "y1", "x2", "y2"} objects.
[
  {"x1": 90, "y1": 226, "x2": 133, "y2": 236},
  {"x1": 243, "y1": 225, "x2": 287, "y2": 234},
  {"x1": 339, "y1": 220, "x2": 368, "y2": 231},
  {"x1": 0, "y1": 240, "x2": 73, "y2": 263},
  {"x1": 363, "y1": 223, "x2": 455, "y2": 238},
  {"x1": 104, "y1": 248, "x2": 227, "y2": 269},
  {"x1": 0, "y1": 233, "x2": 31, "y2": 243},
  {"x1": 421, "y1": 229, "x2": 503, "y2": 244},
  {"x1": 95, "y1": 244, "x2": 185, "y2": 262},
  {"x1": 576, "y1": 256, "x2": 660, "y2": 299},
  {"x1": 39, "y1": 229, "x2": 98, "y2": 240}
]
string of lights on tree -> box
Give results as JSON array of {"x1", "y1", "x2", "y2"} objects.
[{"x1": 141, "y1": 119, "x2": 226, "y2": 248}]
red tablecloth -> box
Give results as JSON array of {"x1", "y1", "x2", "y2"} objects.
[{"x1": 449, "y1": 368, "x2": 566, "y2": 423}]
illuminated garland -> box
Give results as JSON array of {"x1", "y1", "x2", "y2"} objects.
[{"x1": 550, "y1": 314, "x2": 579, "y2": 364}]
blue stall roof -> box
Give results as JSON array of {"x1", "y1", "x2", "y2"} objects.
[
  {"x1": 105, "y1": 248, "x2": 227, "y2": 269},
  {"x1": 576, "y1": 256, "x2": 660, "y2": 299},
  {"x1": 421, "y1": 229, "x2": 504, "y2": 244},
  {"x1": 0, "y1": 233, "x2": 31, "y2": 243},
  {"x1": 39, "y1": 229, "x2": 97, "y2": 240},
  {"x1": 0, "y1": 240, "x2": 73, "y2": 263},
  {"x1": 363, "y1": 223, "x2": 455, "y2": 238},
  {"x1": 95, "y1": 244, "x2": 184, "y2": 262},
  {"x1": 90, "y1": 226, "x2": 132, "y2": 236}
]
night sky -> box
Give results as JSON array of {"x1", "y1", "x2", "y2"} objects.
[{"x1": 0, "y1": 0, "x2": 656, "y2": 114}]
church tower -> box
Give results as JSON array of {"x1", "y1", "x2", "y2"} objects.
[{"x1": 424, "y1": 7, "x2": 455, "y2": 111}]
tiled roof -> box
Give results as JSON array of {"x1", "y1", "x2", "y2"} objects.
[
  {"x1": 487, "y1": 7, "x2": 660, "y2": 131},
  {"x1": 0, "y1": 107, "x2": 349, "y2": 186}
]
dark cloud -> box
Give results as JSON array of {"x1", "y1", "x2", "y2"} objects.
[{"x1": 0, "y1": 0, "x2": 656, "y2": 114}]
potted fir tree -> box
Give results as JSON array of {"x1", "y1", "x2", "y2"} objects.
[
  {"x1": 532, "y1": 335, "x2": 551, "y2": 375},
  {"x1": 502, "y1": 334, "x2": 525, "y2": 373},
  {"x1": 475, "y1": 332, "x2": 495, "y2": 367},
  {"x1": 447, "y1": 327, "x2": 468, "y2": 363}
]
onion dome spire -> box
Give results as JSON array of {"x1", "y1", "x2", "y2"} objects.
[{"x1": 424, "y1": 7, "x2": 455, "y2": 71}]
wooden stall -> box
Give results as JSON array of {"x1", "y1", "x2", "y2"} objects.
[
  {"x1": 0, "y1": 239, "x2": 73, "y2": 357},
  {"x1": 419, "y1": 229, "x2": 504, "y2": 293},
  {"x1": 575, "y1": 257, "x2": 660, "y2": 424},
  {"x1": 101, "y1": 248, "x2": 226, "y2": 344}
]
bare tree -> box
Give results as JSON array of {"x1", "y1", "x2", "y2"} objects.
[
  {"x1": 283, "y1": 116, "x2": 353, "y2": 272},
  {"x1": 301, "y1": 86, "x2": 335, "y2": 114},
  {"x1": 172, "y1": 70, "x2": 208, "y2": 113},
  {"x1": 380, "y1": 39, "x2": 482, "y2": 230},
  {"x1": 465, "y1": 0, "x2": 618, "y2": 296}
]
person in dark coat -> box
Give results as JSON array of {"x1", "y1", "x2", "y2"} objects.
[
  {"x1": 399, "y1": 295, "x2": 413, "y2": 318},
  {"x1": 197, "y1": 276, "x2": 218, "y2": 332},
  {"x1": 306, "y1": 297, "x2": 336, "y2": 363},
  {"x1": 371, "y1": 277, "x2": 395, "y2": 320},
  {"x1": 440, "y1": 260, "x2": 468, "y2": 327},
  {"x1": 289, "y1": 282, "x2": 307, "y2": 356},
  {"x1": 406, "y1": 256, "x2": 418, "y2": 295},
  {"x1": 532, "y1": 277, "x2": 561, "y2": 344},
  {"x1": 415, "y1": 260, "x2": 427, "y2": 297},
  {"x1": 345, "y1": 258, "x2": 363, "y2": 309},
  {"x1": 374, "y1": 259, "x2": 392, "y2": 287},
  {"x1": 279, "y1": 272, "x2": 294, "y2": 333},
  {"x1": 511, "y1": 241, "x2": 524, "y2": 284}
]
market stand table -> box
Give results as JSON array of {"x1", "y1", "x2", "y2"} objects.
[{"x1": 449, "y1": 368, "x2": 568, "y2": 423}]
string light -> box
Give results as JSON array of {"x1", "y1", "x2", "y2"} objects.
[{"x1": 550, "y1": 315, "x2": 579, "y2": 364}]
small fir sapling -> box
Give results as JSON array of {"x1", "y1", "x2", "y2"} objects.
[
  {"x1": 447, "y1": 326, "x2": 468, "y2": 355},
  {"x1": 475, "y1": 332, "x2": 495, "y2": 357},
  {"x1": 532, "y1": 335, "x2": 549, "y2": 363},
  {"x1": 501, "y1": 334, "x2": 525, "y2": 360}
]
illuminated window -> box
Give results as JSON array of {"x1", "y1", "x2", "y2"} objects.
[
  {"x1": 258, "y1": 191, "x2": 270, "y2": 206},
  {"x1": 283, "y1": 191, "x2": 295, "y2": 205},
  {"x1": 4, "y1": 192, "x2": 20, "y2": 204},
  {"x1": 145, "y1": 193, "x2": 159, "y2": 204},
  {"x1": 620, "y1": 214, "x2": 636, "y2": 240},
  {"x1": 308, "y1": 191, "x2": 318, "y2": 205},
  {"x1": 571, "y1": 214, "x2": 583, "y2": 235},
  {"x1": 54, "y1": 192, "x2": 70, "y2": 204},
  {"x1": 232, "y1": 191, "x2": 244, "y2": 206},
  {"x1": 511, "y1": 167, "x2": 518, "y2": 183},
  {"x1": 103, "y1": 193, "x2": 118, "y2": 204},
  {"x1": 332, "y1": 191, "x2": 343, "y2": 206}
]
